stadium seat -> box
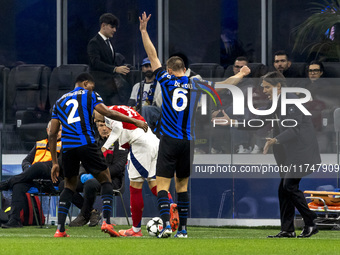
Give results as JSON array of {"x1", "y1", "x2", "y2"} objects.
[
  {"x1": 322, "y1": 62, "x2": 340, "y2": 78},
  {"x1": 189, "y1": 63, "x2": 224, "y2": 79},
  {"x1": 7, "y1": 65, "x2": 51, "y2": 149},
  {"x1": 49, "y1": 64, "x2": 89, "y2": 107},
  {"x1": 288, "y1": 62, "x2": 307, "y2": 77},
  {"x1": 224, "y1": 63, "x2": 268, "y2": 78},
  {"x1": 0, "y1": 65, "x2": 10, "y2": 127}
]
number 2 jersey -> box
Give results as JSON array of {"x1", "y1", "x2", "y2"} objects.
[
  {"x1": 154, "y1": 67, "x2": 202, "y2": 140},
  {"x1": 51, "y1": 87, "x2": 103, "y2": 152}
]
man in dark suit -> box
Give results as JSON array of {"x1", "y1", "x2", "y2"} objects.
[
  {"x1": 261, "y1": 72, "x2": 320, "y2": 238},
  {"x1": 214, "y1": 71, "x2": 320, "y2": 238},
  {"x1": 87, "y1": 13, "x2": 130, "y2": 105}
]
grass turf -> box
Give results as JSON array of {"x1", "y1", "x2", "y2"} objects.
[{"x1": 0, "y1": 225, "x2": 338, "y2": 255}]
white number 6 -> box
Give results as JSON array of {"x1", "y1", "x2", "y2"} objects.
[
  {"x1": 66, "y1": 99, "x2": 81, "y2": 124},
  {"x1": 172, "y1": 88, "x2": 188, "y2": 112}
]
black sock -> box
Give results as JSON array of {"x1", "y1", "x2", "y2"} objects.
[
  {"x1": 157, "y1": 190, "x2": 170, "y2": 228},
  {"x1": 177, "y1": 192, "x2": 189, "y2": 232},
  {"x1": 101, "y1": 182, "x2": 113, "y2": 224},
  {"x1": 57, "y1": 188, "x2": 74, "y2": 232}
]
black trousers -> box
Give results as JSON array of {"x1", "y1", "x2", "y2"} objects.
[
  {"x1": 279, "y1": 175, "x2": 316, "y2": 232},
  {"x1": 10, "y1": 162, "x2": 52, "y2": 221}
]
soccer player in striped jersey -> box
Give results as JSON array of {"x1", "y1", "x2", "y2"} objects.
[
  {"x1": 139, "y1": 12, "x2": 205, "y2": 238},
  {"x1": 49, "y1": 73, "x2": 148, "y2": 238}
]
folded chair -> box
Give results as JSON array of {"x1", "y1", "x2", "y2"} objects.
[{"x1": 27, "y1": 179, "x2": 60, "y2": 228}]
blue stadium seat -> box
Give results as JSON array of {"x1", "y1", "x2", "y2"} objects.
[{"x1": 189, "y1": 63, "x2": 224, "y2": 79}]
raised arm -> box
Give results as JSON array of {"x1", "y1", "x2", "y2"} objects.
[
  {"x1": 215, "y1": 66, "x2": 251, "y2": 92},
  {"x1": 139, "y1": 12, "x2": 162, "y2": 71}
]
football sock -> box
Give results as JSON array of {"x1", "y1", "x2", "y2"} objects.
[
  {"x1": 177, "y1": 192, "x2": 189, "y2": 232},
  {"x1": 101, "y1": 182, "x2": 113, "y2": 224},
  {"x1": 130, "y1": 186, "x2": 144, "y2": 229},
  {"x1": 151, "y1": 185, "x2": 157, "y2": 197},
  {"x1": 57, "y1": 188, "x2": 74, "y2": 232},
  {"x1": 157, "y1": 190, "x2": 170, "y2": 228}
]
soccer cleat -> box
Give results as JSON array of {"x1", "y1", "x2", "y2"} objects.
[
  {"x1": 157, "y1": 225, "x2": 172, "y2": 238},
  {"x1": 54, "y1": 229, "x2": 70, "y2": 237},
  {"x1": 174, "y1": 229, "x2": 188, "y2": 238},
  {"x1": 170, "y1": 203, "x2": 179, "y2": 232},
  {"x1": 118, "y1": 228, "x2": 143, "y2": 237},
  {"x1": 101, "y1": 221, "x2": 120, "y2": 237}
]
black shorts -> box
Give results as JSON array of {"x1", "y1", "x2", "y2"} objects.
[
  {"x1": 62, "y1": 143, "x2": 107, "y2": 179},
  {"x1": 156, "y1": 135, "x2": 194, "y2": 179}
]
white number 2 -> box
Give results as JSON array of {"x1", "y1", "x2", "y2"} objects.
[
  {"x1": 66, "y1": 99, "x2": 81, "y2": 124},
  {"x1": 172, "y1": 88, "x2": 188, "y2": 112}
]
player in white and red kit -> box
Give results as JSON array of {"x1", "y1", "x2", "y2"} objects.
[{"x1": 97, "y1": 105, "x2": 161, "y2": 237}]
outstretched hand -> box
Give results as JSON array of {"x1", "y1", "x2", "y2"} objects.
[
  {"x1": 139, "y1": 12, "x2": 151, "y2": 32},
  {"x1": 263, "y1": 138, "x2": 277, "y2": 155}
]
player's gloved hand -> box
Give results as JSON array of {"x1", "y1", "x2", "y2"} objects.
[{"x1": 80, "y1": 174, "x2": 94, "y2": 184}]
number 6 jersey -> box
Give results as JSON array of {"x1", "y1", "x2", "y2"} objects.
[
  {"x1": 154, "y1": 67, "x2": 202, "y2": 140},
  {"x1": 51, "y1": 87, "x2": 103, "y2": 152}
]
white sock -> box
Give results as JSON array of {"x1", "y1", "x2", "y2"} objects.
[{"x1": 132, "y1": 226, "x2": 141, "y2": 232}]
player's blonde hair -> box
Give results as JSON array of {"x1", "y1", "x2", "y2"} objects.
[{"x1": 166, "y1": 56, "x2": 185, "y2": 72}]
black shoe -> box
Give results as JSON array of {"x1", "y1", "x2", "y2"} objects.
[
  {"x1": 297, "y1": 225, "x2": 318, "y2": 238},
  {"x1": 88, "y1": 209, "x2": 101, "y2": 227},
  {"x1": 69, "y1": 214, "x2": 89, "y2": 227},
  {"x1": 267, "y1": 231, "x2": 296, "y2": 238},
  {"x1": 0, "y1": 180, "x2": 10, "y2": 191},
  {"x1": 2, "y1": 219, "x2": 23, "y2": 228}
]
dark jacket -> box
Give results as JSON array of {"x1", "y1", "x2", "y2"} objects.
[
  {"x1": 273, "y1": 93, "x2": 321, "y2": 167},
  {"x1": 87, "y1": 33, "x2": 116, "y2": 73},
  {"x1": 239, "y1": 93, "x2": 321, "y2": 172}
]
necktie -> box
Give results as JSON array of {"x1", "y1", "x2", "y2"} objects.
[
  {"x1": 105, "y1": 39, "x2": 114, "y2": 58},
  {"x1": 105, "y1": 39, "x2": 111, "y2": 49}
]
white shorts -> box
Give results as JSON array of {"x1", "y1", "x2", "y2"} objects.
[{"x1": 127, "y1": 130, "x2": 159, "y2": 182}]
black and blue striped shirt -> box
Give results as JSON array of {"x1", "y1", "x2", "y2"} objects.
[
  {"x1": 154, "y1": 68, "x2": 201, "y2": 140},
  {"x1": 51, "y1": 87, "x2": 103, "y2": 152}
]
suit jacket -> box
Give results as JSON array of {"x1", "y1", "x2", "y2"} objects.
[
  {"x1": 273, "y1": 93, "x2": 321, "y2": 168},
  {"x1": 239, "y1": 93, "x2": 321, "y2": 173},
  {"x1": 87, "y1": 33, "x2": 116, "y2": 73}
]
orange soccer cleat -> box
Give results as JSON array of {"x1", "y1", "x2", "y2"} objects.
[
  {"x1": 170, "y1": 203, "x2": 179, "y2": 232},
  {"x1": 118, "y1": 228, "x2": 143, "y2": 237},
  {"x1": 54, "y1": 229, "x2": 70, "y2": 237},
  {"x1": 101, "y1": 221, "x2": 120, "y2": 237}
]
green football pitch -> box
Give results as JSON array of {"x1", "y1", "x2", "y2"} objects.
[{"x1": 0, "y1": 225, "x2": 338, "y2": 255}]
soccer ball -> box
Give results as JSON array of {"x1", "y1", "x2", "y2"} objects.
[{"x1": 146, "y1": 217, "x2": 163, "y2": 237}]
